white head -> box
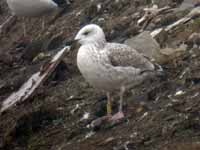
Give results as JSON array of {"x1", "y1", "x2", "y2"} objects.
[{"x1": 74, "y1": 24, "x2": 106, "y2": 47}]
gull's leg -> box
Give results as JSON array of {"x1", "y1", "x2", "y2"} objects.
[
  {"x1": 106, "y1": 92, "x2": 112, "y2": 117},
  {"x1": 119, "y1": 86, "x2": 125, "y2": 112},
  {"x1": 41, "y1": 16, "x2": 45, "y2": 30},
  {"x1": 90, "y1": 92, "x2": 112, "y2": 128},
  {"x1": 22, "y1": 17, "x2": 26, "y2": 36},
  {"x1": 111, "y1": 86, "x2": 125, "y2": 121}
]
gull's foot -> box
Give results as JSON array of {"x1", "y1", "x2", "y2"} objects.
[
  {"x1": 90, "y1": 112, "x2": 125, "y2": 129},
  {"x1": 110, "y1": 111, "x2": 125, "y2": 125},
  {"x1": 90, "y1": 115, "x2": 110, "y2": 129}
]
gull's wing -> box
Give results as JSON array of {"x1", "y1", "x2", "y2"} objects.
[{"x1": 105, "y1": 43, "x2": 155, "y2": 71}]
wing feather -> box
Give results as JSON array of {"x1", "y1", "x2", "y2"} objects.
[{"x1": 105, "y1": 43, "x2": 155, "y2": 71}]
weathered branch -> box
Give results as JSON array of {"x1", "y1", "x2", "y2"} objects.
[
  {"x1": 151, "y1": 7, "x2": 200, "y2": 38},
  {"x1": 0, "y1": 46, "x2": 71, "y2": 113}
]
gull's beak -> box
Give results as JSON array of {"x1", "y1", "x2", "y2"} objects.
[
  {"x1": 65, "y1": 39, "x2": 76, "y2": 45},
  {"x1": 74, "y1": 36, "x2": 80, "y2": 41},
  {"x1": 73, "y1": 39, "x2": 79, "y2": 46},
  {"x1": 74, "y1": 34, "x2": 82, "y2": 44},
  {"x1": 74, "y1": 32, "x2": 82, "y2": 41},
  {"x1": 74, "y1": 39, "x2": 79, "y2": 43}
]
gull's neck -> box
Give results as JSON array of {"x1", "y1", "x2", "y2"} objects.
[{"x1": 85, "y1": 39, "x2": 106, "y2": 50}]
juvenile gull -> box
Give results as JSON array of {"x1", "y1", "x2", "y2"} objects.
[
  {"x1": 5, "y1": 0, "x2": 68, "y2": 35},
  {"x1": 74, "y1": 24, "x2": 162, "y2": 124}
]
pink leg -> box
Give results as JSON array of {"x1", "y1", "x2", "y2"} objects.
[
  {"x1": 110, "y1": 86, "x2": 126, "y2": 122},
  {"x1": 90, "y1": 92, "x2": 113, "y2": 128},
  {"x1": 91, "y1": 88, "x2": 126, "y2": 128},
  {"x1": 110, "y1": 111, "x2": 125, "y2": 121}
]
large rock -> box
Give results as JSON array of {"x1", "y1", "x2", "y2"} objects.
[
  {"x1": 124, "y1": 31, "x2": 161, "y2": 60},
  {"x1": 178, "y1": 0, "x2": 197, "y2": 11},
  {"x1": 124, "y1": 31, "x2": 187, "y2": 64}
]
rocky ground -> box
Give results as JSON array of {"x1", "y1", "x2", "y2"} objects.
[{"x1": 0, "y1": 0, "x2": 200, "y2": 150}]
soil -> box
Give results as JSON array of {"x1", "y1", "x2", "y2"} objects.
[{"x1": 0, "y1": 0, "x2": 200, "y2": 150}]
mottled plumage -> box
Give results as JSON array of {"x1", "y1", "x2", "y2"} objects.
[
  {"x1": 107, "y1": 43, "x2": 154, "y2": 70},
  {"x1": 75, "y1": 24, "x2": 161, "y2": 125}
]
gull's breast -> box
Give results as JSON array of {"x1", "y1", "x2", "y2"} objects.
[{"x1": 77, "y1": 46, "x2": 120, "y2": 91}]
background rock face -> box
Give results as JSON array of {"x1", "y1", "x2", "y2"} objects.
[
  {"x1": 124, "y1": 31, "x2": 161, "y2": 60},
  {"x1": 0, "y1": 0, "x2": 200, "y2": 150}
]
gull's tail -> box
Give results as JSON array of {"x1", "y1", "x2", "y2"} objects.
[
  {"x1": 140, "y1": 62, "x2": 164, "y2": 78},
  {"x1": 154, "y1": 62, "x2": 165, "y2": 77},
  {"x1": 154, "y1": 62, "x2": 163, "y2": 72}
]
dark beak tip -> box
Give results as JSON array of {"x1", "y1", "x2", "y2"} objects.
[
  {"x1": 65, "y1": 39, "x2": 80, "y2": 50},
  {"x1": 65, "y1": 39, "x2": 78, "y2": 46}
]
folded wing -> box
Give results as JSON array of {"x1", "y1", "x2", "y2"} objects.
[{"x1": 106, "y1": 43, "x2": 155, "y2": 72}]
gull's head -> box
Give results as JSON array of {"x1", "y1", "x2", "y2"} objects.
[{"x1": 74, "y1": 24, "x2": 106, "y2": 46}]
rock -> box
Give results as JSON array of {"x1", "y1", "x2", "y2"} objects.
[
  {"x1": 178, "y1": 0, "x2": 196, "y2": 11},
  {"x1": 157, "y1": 47, "x2": 186, "y2": 64},
  {"x1": 124, "y1": 31, "x2": 161, "y2": 60},
  {"x1": 160, "y1": 47, "x2": 185, "y2": 56},
  {"x1": 187, "y1": 6, "x2": 200, "y2": 17},
  {"x1": 187, "y1": 32, "x2": 200, "y2": 47},
  {"x1": 124, "y1": 31, "x2": 187, "y2": 64}
]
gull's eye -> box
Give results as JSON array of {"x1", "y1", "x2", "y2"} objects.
[{"x1": 83, "y1": 30, "x2": 90, "y2": 36}]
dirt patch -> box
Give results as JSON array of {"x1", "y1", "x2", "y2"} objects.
[{"x1": 0, "y1": 0, "x2": 200, "y2": 150}]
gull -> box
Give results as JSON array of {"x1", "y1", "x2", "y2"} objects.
[
  {"x1": 74, "y1": 24, "x2": 162, "y2": 125},
  {"x1": 4, "y1": 0, "x2": 68, "y2": 35}
]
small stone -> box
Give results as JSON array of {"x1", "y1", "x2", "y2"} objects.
[
  {"x1": 187, "y1": 32, "x2": 200, "y2": 47},
  {"x1": 174, "y1": 90, "x2": 185, "y2": 96}
]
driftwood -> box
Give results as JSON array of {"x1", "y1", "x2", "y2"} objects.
[
  {"x1": 137, "y1": 5, "x2": 172, "y2": 29},
  {"x1": 151, "y1": 6, "x2": 200, "y2": 37},
  {"x1": 0, "y1": 46, "x2": 71, "y2": 113}
]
